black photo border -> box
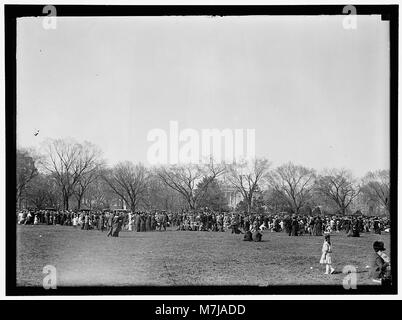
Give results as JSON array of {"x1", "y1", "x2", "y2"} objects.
[{"x1": 4, "y1": 4, "x2": 398, "y2": 296}]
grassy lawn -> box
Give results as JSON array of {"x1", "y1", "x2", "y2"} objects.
[{"x1": 16, "y1": 225, "x2": 391, "y2": 287}]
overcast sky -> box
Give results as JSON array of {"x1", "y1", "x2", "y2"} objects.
[{"x1": 16, "y1": 15, "x2": 389, "y2": 177}]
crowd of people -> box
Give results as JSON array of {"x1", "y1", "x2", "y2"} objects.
[
  {"x1": 16, "y1": 208, "x2": 390, "y2": 237},
  {"x1": 16, "y1": 209, "x2": 171, "y2": 234}
]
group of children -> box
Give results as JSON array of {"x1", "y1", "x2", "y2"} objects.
[
  {"x1": 319, "y1": 234, "x2": 391, "y2": 285},
  {"x1": 239, "y1": 228, "x2": 391, "y2": 286}
]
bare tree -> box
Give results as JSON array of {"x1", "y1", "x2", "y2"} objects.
[
  {"x1": 143, "y1": 174, "x2": 186, "y2": 211},
  {"x1": 40, "y1": 139, "x2": 103, "y2": 210},
  {"x1": 315, "y1": 169, "x2": 360, "y2": 215},
  {"x1": 25, "y1": 174, "x2": 61, "y2": 210},
  {"x1": 361, "y1": 170, "x2": 390, "y2": 213},
  {"x1": 102, "y1": 162, "x2": 149, "y2": 212},
  {"x1": 16, "y1": 148, "x2": 39, "y2": 208},
  {"x1": 268, "y1": 162, "x2": 315, "y2": 214},
  {"x1": 83, "y1": 175, "x2": 115, "y2": 210},
  {"x1": 157, "y1": 160, "x2": 225, "y2": 210},
  {"x1": 74, "y1": 156, "x2": 105, "y2": 210},
  {"x1": 225, "y1": 158, "x2": 271, "y2": 213}
]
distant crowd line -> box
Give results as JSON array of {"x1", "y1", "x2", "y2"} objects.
[{"x1": 16, "y1": 208, "x2": 390, "y2": 237}]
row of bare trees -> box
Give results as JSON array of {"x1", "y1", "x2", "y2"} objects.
[{"x1": 16, "y1": 138, "x2": 390, "y2": 215}]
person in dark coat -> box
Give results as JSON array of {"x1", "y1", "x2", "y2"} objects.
[
  {"x1": 352, "y1": 220, "x2": 360, "y2": 237},
  {"x1": 309, "y1": 218, "x2": 315, "y2": 235},
  {"x1": 370, "y1": 241, "x2": 391, "y2": 285},
  {"x1": 253, "y1": 230, "x2": 262, "y2": 242},
  {"x1": 243, "y1": 230, "x2": 253, "y2": 241},
  {"x1": 112, "y1": 214, "x2": 123, "y2": 237},
  {"x1": 107, "y1": 214, "x2": 117, "y2": 237},
  {"x1": 273, "y1": 218, "x2": 280, "y2": 232},
  {"x1": 344, "y1": 219, "x2": 351, "y2": 234},
  {"x1": 291, "y1": 217, "x2": 299, "y2": 236},
  {"x1": 284, "y1": 217, "x2": 291, "y2": 235},
  {"x1": 373, "y1": 218, "x2": 381, "y2": 234},
  {"x1": 208, "y1": 214, "x2": 213, "y2": 230},
  {"x1": 315, "y1": 217, "x2": 323, "y2": 236},
  {"x1": 358, "y1": 218, "x2": 364, "y2": 233},
  {"x1": 135, "y1": 212, "x2": 141, "y2": 232},
  {"x1": 107, "y1": 213, "x2": 113, "y2": 233},
  {"x1": 145, "y1": 214, "x2": 152, "y2": 232},
  {"x1": 140, "y1": 214, "x2": 146, "y2": 232},
  {"x1": 151, "y1": 214, "x2": 157, "y2": 230},
  {"x1": 99, "y1": 214, "x2": 105, "y2": 232},
  {"x1": 160, "y1": 212, "x2": 168, "y2": 231},
  {"x1": 244, "y1": 220, "x2": 250, "y2": 233},
  {"x1": 218, "y1": 215, "x2": 224, "y2": 232}
]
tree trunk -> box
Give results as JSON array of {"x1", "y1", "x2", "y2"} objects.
[
  {"x1": 17, "y1": 187, "x2": 25, "y2": 209},
  {"x1": 63, "y1": 193, "x2": 69, "y2": 211},
  {"x1": 76, "y1": 194, "x2": 83, "y2": 210},
  {"x1": 188, "y1": 196, "x2": 196, "y2": 210},
  {"x1": 130, "y1": 201, "x2": 136, "y2": 212}
]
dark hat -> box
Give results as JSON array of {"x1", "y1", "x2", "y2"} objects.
[{"x1": 373, "y1": 241, "x2": 386, "y2": 252}]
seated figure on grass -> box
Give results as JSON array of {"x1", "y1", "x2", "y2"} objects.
[
  {"x1": 252, "y1": 227, "x2": 262, "y2": 242},
  {"x1": 243, "y1": 230, "x2": 253, "y2": 241},
  {"x1": 253, "y1": 231, "x2": 262, "y2": 242},
  {"x1": 243, "y1": 228, "x2": 262, "y2": 242}
]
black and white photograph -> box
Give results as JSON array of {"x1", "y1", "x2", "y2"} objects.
[{"x1": 4, "y1": 3, "x2": 397, "y2": 296}]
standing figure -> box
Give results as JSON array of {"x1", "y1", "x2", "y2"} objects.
[
  {"x1": 135, "y1": 212, "x2": 141, "y2": 232},
  {"x1": 99, "y1": 214, "x2": 105, "y2": 232},
  {"x1": 84, "y1": 214, "x2": 90, "y2": 230},
  {"x1": 146, "y1": 214, "x2": 152, "y2": 232},
  {"x1": 107, "y1": 213, "x2": 115, "y2": 237},
  {"x1": 320, "y1": 234, "x2": 335, "y2": 274},
  {"x1": 290, "y1": 216, "x2": 299, "y2": 236},
  {"x1": 112, "y1": 214, "x2": 123, "y2": 237},
  {"x1": 140, "y1": 214, "x2": 146, "y2": 232},
  {"x1": 373, "y1": 218, "x2": 381, "y2": 235},
  {"x1": 315, "y1": 217, "x2": 323, "y2": 236}
]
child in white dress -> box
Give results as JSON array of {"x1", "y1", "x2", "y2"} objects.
[
  {"x1": 72, "y1": 215, "x2": 78, "y2": 227},
  {"x1": 320, "y1": 234, "x2": 335, "y2": 274}
]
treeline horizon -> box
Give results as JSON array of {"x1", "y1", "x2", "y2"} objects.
[{"x1": 16, "y1": 138, "x2": 390, "y2": 216}]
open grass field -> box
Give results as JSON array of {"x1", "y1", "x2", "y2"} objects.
[{"x1": 16, "y1": 225, "x2": 390, "y2": 287}]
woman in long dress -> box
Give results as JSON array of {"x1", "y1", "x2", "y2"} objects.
[
  {"x1": 146, "y1": 214, "x2": 152, "y2": 231},
  {"x1": 140, "y1": 214, "x2": 146, "y2": 232},
  {"x1": 320, "y1": 234, "x2": 335, "y2": 274},
  {"x1": 315, "y1": 218, "x2": 323, "y2": 236},
  {"x1": 112, "y1": 214, "x2": 123, "y2": 237}
]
